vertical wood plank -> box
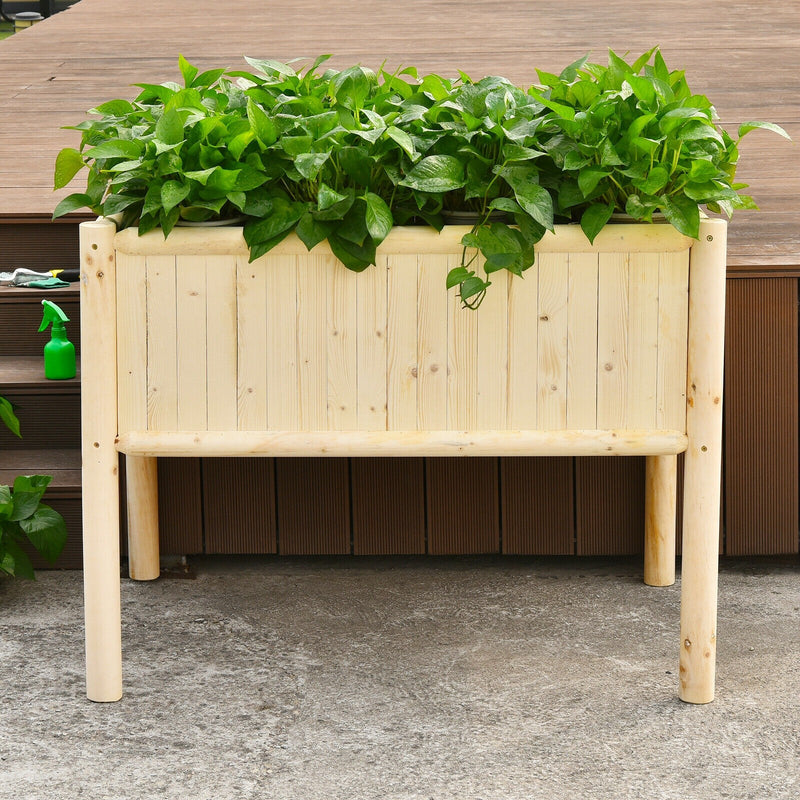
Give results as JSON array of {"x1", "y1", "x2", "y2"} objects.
[
  {"x1": 576, "y1": 457, "x2": 645, "y2": 555},
  {"x1": 237, "y1": 255, "x2": 268, "y2": 430},
  {"x1": 202, "y1": 458, "x2": 276, "y2": 553},
  {"x1": 501, "y1": 457, "x2": 574, "y2": 554},
  {"x1": 417, "y1": 253, "x2": 449, "y2": 430},
  {"x1": 327, "y1": 259, "x2": 358, "y2": 430},
  {"x1": 657, "y1": 250, "x2": 690, "y2": 432},
  {"x1": 205, "y1": 255, "x2": 238, "y2": 431},
  {"x1": 297, "y1": 254, "x2": 329, "y2": 430},
  {"x1": 116, "y1": 252, "x2": 147, "y2": 435},
  {"x1": 626, "y1": 253, "x2": 660, "y2": 429},
  {"x1": 145, "y1": 254, "x2": 178, "y2": 431},
  {"x1": 566, "y1": 252, "x2": 598, "y2": 430},
  {"x1": 447, "y1": 254, "x2": 477, "y2": 430},
  {"x1": 537, "y1": 252, "x2": 568, "y2": 430},
  {"x1": 276, "y1": 459, "x2": 350, "y2": 554},
  {"x1": 266, "y1": 254, "x2": 299, "y2": 430},
  {"x1": 597, "y1": 252, "x2": 629, "y2": 429},
  {"x1": 351, "y1": 458, "x2": 425, "y2": 554},
  {"x1": 357, "y1": 262, "x2": 388, "y2": 430},
  {"x1": 386, "y1": 253, "x2": 418, "y2": 431},
  {"x1": 477, "y1": 267, "x2": 508, "y2": 429},
  {"x1": 725, "y1": 278, "x2": 799, "y2": 554},
  {"x1": 427, "y1": 458, "x2": 500, "y2": 554},
  {"x1": 157, "y1": 458, "x2": 203, "y2": 554},
  {"x1": 507, "y1": 262, "x2": 539, "y2": 429},
  {"x1": 176, "y1": 255, "x2": 208, "y2": 430}
]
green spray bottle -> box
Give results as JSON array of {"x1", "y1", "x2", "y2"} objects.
[{"x1": 39, "y1": 300, "x2": 76, "y2": 380}]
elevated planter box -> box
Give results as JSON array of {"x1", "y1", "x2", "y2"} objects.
[{"x1": 79, "y1": 217, "x2": 727, "y2": 704}]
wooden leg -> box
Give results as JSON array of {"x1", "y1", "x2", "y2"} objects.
[
  {"x1": 80, "y1": 219, "x2": 123, "y2": 702},
  {"x1": 679, "y1": 219, "x2": 727, "y2": 704},
  {"x1": 644, "y1": 455, "x2": 677, "y2": 586},
  {"x1": 126, "y1": 455, "x2": 160, "y2": 580}
]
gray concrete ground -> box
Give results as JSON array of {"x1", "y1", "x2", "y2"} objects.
[{"x1": 1, "y1": 556, "x2": 798, "y2": 799}]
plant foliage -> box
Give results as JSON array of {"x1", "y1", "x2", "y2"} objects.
[
  {"x1": 54, "y1": 48, "x2": 789, "y2": 307},
  {"x1": 0, "y1": 396, "x2": 67, "y2": 578}
]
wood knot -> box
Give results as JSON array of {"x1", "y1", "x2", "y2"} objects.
[
  {"x1": 96, "y1": 271, "x2": 104, "y2": 279},
  {"x1": 539, "y1": 314, "x2": 549, "y2": 322},
  {"x1": 430, "y1": 364, "x2": 439, "y2": 373},
  {"x1": 684, "y1": 638, "x2": 691, "y2": 649},
  {"x1": 604, "y1": 363, "x2": 613, "y2": 371},
  {"x1": 410, "y1": 367, "x2": 418, "y2": 379}
]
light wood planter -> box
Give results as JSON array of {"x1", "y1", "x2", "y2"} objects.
[{"x1": 79, "y1": 217, "x2": 726, "y2": 704}]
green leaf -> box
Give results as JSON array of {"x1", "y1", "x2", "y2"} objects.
[
  {"x1": 102, "y1": 194, "x2": 142, "y2": 216},
  {"x1": 385, "y1": 126, "x2": 416, "y2": 159},
  {"x1": 509, "y1": 181, "x2": 554, "y2": 231},
  {"x1": 640, "y1": 166, "x2": 669, "y2": 195},
  {"x1": 246, "y1": 97, "x2": 278, "y2": 146},
  {"x1": 580, "y1": 203, "x2": 614, "y2": 244},
  {"x1": 446, "y1": 266, "x2": 472, "y2": 289},
  {"x1": 92, "y1": 99, "x2": 135, "y2": 116},
  {"x1": 85, "y1": 140, "x2": 143, "y2": 160},
  {"x1": 243, "y1": 199, "x2": 305, "y2": 254},
  {"x1": 178, "y1": 54, "x2": 199, "y2": 87},
  {"x1": 1, "y1": 538, "x2": 34, "y2": 580},
  {"x1": 295, "y1": 152, "x2": 329, "y2": 180},
  {"x1": 489, "y1": 197, "x2": 522, "y2": 214},
  {"x1": 689, "y1": 160, "x2": 721, "y2": 182},
  {"x1": 52, "y1": 193, "x2": 95, "y2": 219},
  {"x1": 296, "y1": 213, "x2": 333, "y2": 251},
  {"x1": 578, "y1": 167, "x2": 610, "y2": 197},
  {"x1": 329, "y1": 66, "x2": 374, "y2": 111},
  {"x1": 20, "y1": 504, "x2": 67, "y2": 563},
  {"x1": 328, "y1": 233, "x2": 375, "y2": 272},
  {"x1": 527, "y1": 88, "x2": 576, "y2": 120},
  {"x1": 155, "y1": 109, "x2": 185, "y2": 146},
  {"x1": 161, "y1": 180, "x2": 191, "y2": 213},
  {"x1": 0, "y1": 484, "x2": 12, "y2": 518},
  {"x1": 245, "y1": 57, "x2": 296, "y2": 77},
  {"x1": 662, "y1": 194, "x2": 700, "y2": 238},
  {"x1": 183, "y1": 167, "x2": 218, "y2": 185},
  {"x1": 0, "y1": 396, "x2": 21, "y2": 438},
  {"x1": 10, "y1": 475, "x2": 51, "y2": 522},
  {"x1": 363, "y1": 193, "x2": 393, "y2": 243},
  {"x1": 54, "y1": 148, "x2": 85, "y2": 190},
  {"x1": 399, "y1": 155, "x2": 466, "y2": 193},
  {"x1": 626, "y1": 76, "x2": 656, "y2": 108},
  {"x1": 460, "y1": 275, "x2": 489, "y2": 304},
  {"x1": 737, "y1": 121, "x2": 791, "y2": 141},
  {"x1": 559, "y1": 54, "x2": 589, "y2": 82}
]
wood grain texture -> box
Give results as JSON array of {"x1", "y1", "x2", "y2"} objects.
[
  {"x1": 351, "y1": 458, "x2": 425, "y2": 554},
  {"x1": 724, "y1": 278, "x2": 799, "y2": 554}
]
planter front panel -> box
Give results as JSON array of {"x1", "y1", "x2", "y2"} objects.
[{"x1": 115, "y1": 230, "x2": 690, "y2": 438}]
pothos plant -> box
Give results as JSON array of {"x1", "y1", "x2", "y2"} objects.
[
  {"x1": 54, "y1": 48, "x2": 789, "y2": 307},
  {"x1": 0, "y1": 396, "x2": 67, "y2": 579}
]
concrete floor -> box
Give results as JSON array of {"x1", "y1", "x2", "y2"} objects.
[{"x1": 1, "y1": 556, "x2": 798, "y2": 799}]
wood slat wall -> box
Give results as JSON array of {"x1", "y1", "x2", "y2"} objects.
[{"x1": 724, "y1": 278, "x2": 799, "y2": 555}]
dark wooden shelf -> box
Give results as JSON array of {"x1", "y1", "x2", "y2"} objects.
[
  {"x1": 0, "y1": 354, "x2": 80, "y2": 391},
  {"x1": 0, "y1": 447, "x2": 81, "y2": 494}
]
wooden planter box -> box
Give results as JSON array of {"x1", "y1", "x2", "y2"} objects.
[{"x1": 79, "y1": 217, "x2": 727, "y2": 704}]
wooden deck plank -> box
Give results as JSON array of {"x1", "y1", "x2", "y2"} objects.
[{"x1": 0, "y1": 0, "x2": 796, "y2": 267}]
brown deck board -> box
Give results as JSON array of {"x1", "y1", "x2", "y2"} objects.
[{"x1": 0, "y1": 0, "x2": 796, "y2": 267}]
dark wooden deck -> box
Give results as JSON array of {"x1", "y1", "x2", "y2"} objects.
[{"x1": 0, "y1": 0, "x2": 797, "y2": 271}]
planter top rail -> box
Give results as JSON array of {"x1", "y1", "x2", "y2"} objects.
[{"x1": 114, "y1": 222, "x2": 693, "y2": 257}]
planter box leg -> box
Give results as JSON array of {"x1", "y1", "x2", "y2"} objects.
[
  {"x1": 644, "y1": 454, "x2": 677, "y2": 586},
  {"x1": 679, "y1": 219, "x2": 726, "y2": 704},
  {"x1": 80, "y1": 219, "x2": 122, "y2": 702},
  {"x1": 126, "y1": 455, "x2": 160, "y2": 580}
]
